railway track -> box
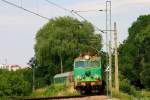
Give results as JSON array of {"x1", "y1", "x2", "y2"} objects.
[{"x1": 11, "y1": 95, "x2": 87, "y2": 100}]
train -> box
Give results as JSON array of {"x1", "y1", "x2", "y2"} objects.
[{"x1": 54, "y1": 52, "x2": 105, "y2": 94}]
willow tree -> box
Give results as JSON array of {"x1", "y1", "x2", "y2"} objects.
[{"x1": 34, "y1": 16, "x2": 102, "y2": 86}]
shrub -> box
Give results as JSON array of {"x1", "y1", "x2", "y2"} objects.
[
  {"x1": 120, "y1": 79, "x2": 131, "y2": 93},
  {"x1": 140, "y1": 64, "x2": 150, "y2": 90},
  {"x1": 120, "y1": 79, "x2": 140, "y2": 97},
  {"x1": 0, "y1": 69, "x2": 32, "y2": 96},
  {"x1": 129, "y1": 86, "x2": 138, "y2": 97}
]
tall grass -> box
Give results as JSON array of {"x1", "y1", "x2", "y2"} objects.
[
  {"x1": 112, "y1": 88, "x2": 150, "y2": 100},
  {"x1": 31, "y1": 83, "x2": 79, "y2": 97}
]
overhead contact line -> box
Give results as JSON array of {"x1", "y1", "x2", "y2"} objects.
[
  {"x1": 1, "y1": 0, "x2": 50, "y2": 20},
  {"x1": 44, "y1": 0, "x2": 105, "y2": 34}
]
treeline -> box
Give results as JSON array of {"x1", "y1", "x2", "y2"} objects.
[
  {"x1": 118, "y1": 15, "x2": 150, "y2": 91},
  {"x1": 0, "y1": 68, "x2": 32, "y2": 96}
]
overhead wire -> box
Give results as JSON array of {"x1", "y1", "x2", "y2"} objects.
[
  {"x1": 1, "y1": 0, "x2": 105, "y2": 33},
  {"x1": 71, "y1": 10, "x2": 105, "y2": 33},
  {"x1": 44, "y1": 0, "x2": 105, "y2": 33},
  {"x1": 45, "y1": 0, "x2": 70, "y2": 12},
  {"x1": 44, "y1": 0, "x2": 76, "y2": 18},
  {"x1": 74, "y1": 9, "x2": 104, "y2": 12},
  {"x1": 1, "y1": 0, "x2": 50, "y2": 20}
]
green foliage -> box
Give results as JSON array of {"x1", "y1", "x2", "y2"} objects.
[
  {"x1": 140, "y1": 64, "x2": 150, "y2": 90},
  {"x1": 0, "y1": 96, "x2": 12, "y2": 100},
  {"x1": 128, "y1": 15, "x2": 150, "y2": 39},
  {"x1": 114, "y1": 83, "x2": 150, "y2": 100},
  {"x1": 120, "y1": 79, "x2": 131, "y2": 93},
  {"x1": 119, "y1": 78, "x2": 139, "y2": 97},
  {"x1": 0, "y1": 69, "x2": 32, "y2": 96},
  {"x1": 31, "y1": 83, "x2": 79, "y2": 97},
  {"x1": 119, "y1": 15, "x2": 150, "y2": 89},
  {"x1": 113, "y1": 87, "x2": 150, "y2": 100},
  {"x1": 44, "y1": 84, "x2": 65, "y2": 96},
  {"x1": 34, "y1": 16, "x2": 102, "y2": 87}
]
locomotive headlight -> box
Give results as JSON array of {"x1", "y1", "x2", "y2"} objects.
[
  {"x1": 77, "y1": 76, "x2": 81, "y2": 80},
  {"x1": 84, "y1": 55, "x2": 90, "y2": 59},
  {"x1": 94, "y1": 75, "x2": 99, "y2": 80}
]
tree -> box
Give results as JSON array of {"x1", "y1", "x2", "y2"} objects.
[
  {"x1": 0, "y1": 69, "x2": 32, "y2": 96},
  {"x1": 34, "y1": 16, "x2": 102, "y2": 87},
  {"x1": 140, "y1": 64, "x2": 150, "y2": 90},
  {"x1": 119, "y1": 15, "x2": 150, "y2": 89}
]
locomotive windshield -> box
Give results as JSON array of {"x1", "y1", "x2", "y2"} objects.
[{"x1": 74, "y1": 60, "x2": 99, "y2": 68}]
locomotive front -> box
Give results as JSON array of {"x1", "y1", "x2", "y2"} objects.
[{"x1": 73, "y1": 53, "x2": 104, "y2": 94}]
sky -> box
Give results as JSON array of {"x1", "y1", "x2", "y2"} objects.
[{"x1": 0, "y1": 0, "x2": 150, "y2": 66}]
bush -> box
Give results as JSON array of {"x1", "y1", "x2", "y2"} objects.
[
  {"x1": 129, "y1": 86, "x2": 139, "y2": 97},
  {"x1": 120, "y1": 79, "x2": 131, "y2": 93},
  {"x1": 0, "y1": 69, "x2": 32, "y2": 96},
  {"x1": 120, "y1": 79, "x2": 139, "y2": 97},
  {"x1": 140, "y1": 64, "x2": 150, "y2": 90}
]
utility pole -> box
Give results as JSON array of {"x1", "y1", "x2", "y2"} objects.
[
  {"x1": 105, "y1": 0, "x2": 109, "y2": 97},
  {"x1": 28, "y1": 57, "x2": 36, "y2": 92},
  {"x1": 105, "y1": 1, "x2": 112, "y2": 97},
  {"x1": 114, "y1": 22, "x2": 119, "y2": 95},
  {"x1": 60, "y1": 54, "x2": 63, "y2": 73},
  {"x1": 106, "y1": 0, "x2": 112, "y2": 98},
  {"x1": 60, "y1": 38, "x2": 63, "y2": 73},
  {"x1": 32, "y1": 64, "x2": 35, "y2": 91},
  {"x1": 109, "y1": 41, "x2": 112, "y2": 98},
  {"x1": 109, "y1": 1, "x2": 112, "y2": 98}
]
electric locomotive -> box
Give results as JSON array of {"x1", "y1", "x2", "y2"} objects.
[{"x1": 73, "y1": 52, "x2": 104, "y2": 94}]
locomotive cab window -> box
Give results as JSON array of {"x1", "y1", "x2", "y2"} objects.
[
  {"x1": 90, "y1": 61, "x2": 99, "y2": 67},
  {"x1": 74, "y1": 61, "x2": 88, "y2": 67},
  {"x1": 74, "y1": 60, "x2": 100, "y2": 68}
]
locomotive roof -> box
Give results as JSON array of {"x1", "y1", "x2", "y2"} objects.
[
  {"x1": 74, "y1": 56, "x2": 100, "y2": 61},
  {"x1": 74, "y1": 52, "x2": 100, "y2": 61}
]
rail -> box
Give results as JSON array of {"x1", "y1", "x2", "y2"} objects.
[{"x1": 10, "y1": 95, "x2": 87, "y2": 100}]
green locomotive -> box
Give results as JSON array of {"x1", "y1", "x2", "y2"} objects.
[{"x1": 73, "y1": 52, "x2": 104, "y2": 94}]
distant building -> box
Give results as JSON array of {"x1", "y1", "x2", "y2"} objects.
[
  {"x1": 0, "y1": 64, "x2": 21, "y2": 71},
  {"x1": 0, "y1": 64, "x2": 7, "y2": 69},
  {"x1": 9, "y1": 65, "x2": 21, "y2": 71}
]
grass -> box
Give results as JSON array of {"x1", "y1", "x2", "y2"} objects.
[
  {"x1": 31, "y1": 83, "x2": 150, "y2": 100},
  {"x1": 0, "y1": 96, "x2": 17, "y2": 100},
  {"x1": 112, "y1": 88, "x2": 150, "y2": 100},
  {"x1": 31, "y1": 83, "x2": 80, "y2": 97},
  {"x1": 0, "y1": 97, "x2": 9, "y2": 100}
]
